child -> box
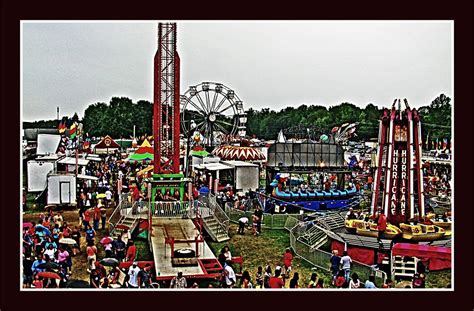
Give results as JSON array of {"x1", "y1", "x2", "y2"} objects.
[
  {"x1": 255, "y1": 266, "x2": 263, "y2": 288},
  {"x1": 282, "y1": 248, "x2": 293, "y2": 279},
  {"x1": 33, "y1": 275, "x2": 43, "y2": 288},
  {"x1": 335, "y1": 270, "x2": 346, "y2": 288}
]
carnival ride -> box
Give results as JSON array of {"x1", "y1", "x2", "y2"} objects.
[
  {"x1": 345, "y1": 216, "x2": 402, "y2": 239},
  {"x1": 140, "y1": 23, "x2": 223, "y2": 282},
  {"x1": 181, "y1": 82, "x2": 247, "y2": 147},
  {"x1": 346, "y1": 99, "x2": 449, "y2": 242},
  {"x1": 269, "y1": 174, "x2": 359, "y2": 212}
]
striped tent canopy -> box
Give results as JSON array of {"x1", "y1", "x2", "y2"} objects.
[
  {"x1": 212, "y1": 145, "x2": 266, "y2": 161},
  {"x1": 128, "y1": 139, "x2": 153, "y2": 162}
]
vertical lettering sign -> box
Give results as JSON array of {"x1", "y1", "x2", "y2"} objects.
[{"x1": 391, "y1": 126, "x2": 408, "y2": 219}]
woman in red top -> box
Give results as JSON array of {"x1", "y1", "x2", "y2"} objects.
[
  {"x1": 86, "y1": 241, "x2": 97, "y2": 272},
  {"x1": 376, "y1": 208, "x2": 387, "y2": 241},
  {"x1": 282, "y1": 249, "x2": 293, "y2": 278},
  {"x1": 126, "y1": 240, "x2": 137, "y2": 262},
  {"x1": 83, "y1": 209, "x2": 91, "y2": 229}
]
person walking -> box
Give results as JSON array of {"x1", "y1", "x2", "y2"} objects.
[
  {"x1": 86, "y1": 240, "x2": 97, "y2": 273},
  {"x1": 70, "y1": 226, "x2": 81, "y2": 256},
  {"x1": 282, "y1": 248, "x2": 293, "y2": 279},
  {"x1": 138, "y1": 264, "x2": 153, "y2": 288},
  {"x1": 100, "y1": 204, "x2": 107, "y2": 230},
  {"x1": 330, "y1": 249, "x2": 341, "y2": 285},
  {"x1": 85, "y1": 224, "x2": 96, "y2": 245},
  {"x1": 170, "y1": 271, "x2": 187, "y2": 289},
  {"x1": 112, "y1": 235, "x2": 126, "y2": 262},
  {"x1": 340, "y1": 251, "x2": 352, "y2": 282},
  {"x1": 376, "y1": 207, "x2": 387, "y2": 243},
  {"x1": 82, "y1": 207, "x2": 91, "y2": 230},
  {"x1": 93, "y1": 205, "x2": 101, "y2": 231},
  {"x1": 253, "y1": 206, "x2": 263, "y2": 236},
  {"x1": 222, "y1": 262, "x2": 236, "y2": 288},
  {"x1": 126, "y1": 240, "x2": 137, "y2": 263},
  {"x1": 127, "y1": 261, "x2": 141, "y2": 288}
]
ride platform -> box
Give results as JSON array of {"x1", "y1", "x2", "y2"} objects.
[{"x1": 150, "y1": 217, "x2": 221, "y2": 281}]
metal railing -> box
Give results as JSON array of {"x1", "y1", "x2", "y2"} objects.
[
  {"x1": 107, "y1": 194, "x2": 134, "y2": 228},
  {"x1": 206, "y1": 195, "x2": 230, "y2": 238},
  {"x1": 152, "y1": 201, "x2": 190, "y2": 217},
  {"x1": 224, "y1": 206, "x2": 303, "y2": 230},
  {"x1": 284, "y1": 216, "x2": 387, "y2": 287}
]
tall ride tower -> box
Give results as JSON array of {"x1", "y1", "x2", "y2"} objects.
[
  {"x1": 153, "y1": 23, "x2": 181, "y2": 174},
  {"x1": 371, "y1": 99, "x2": 425, "y2": 226}
]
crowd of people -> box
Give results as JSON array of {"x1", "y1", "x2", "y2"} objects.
[{"x1": 23, "y1": 143, "x2": 442, "y2": 290}]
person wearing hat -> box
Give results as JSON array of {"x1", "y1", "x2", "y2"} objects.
[{"x1": 127, "y1": 261, "x2": 141, "y2": 288}]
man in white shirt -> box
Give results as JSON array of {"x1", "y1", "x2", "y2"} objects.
[
  {"x1": 105, "y1": 188, "x2": 113, "y2": 208},
  {"x1": 127, "y1": 261, "x2": 141, "y2": 288},
  {"x1": 223, "y1": 263, "x2": 236, "y2": 288},
  {"x1": 238, "y1": 216, "x2": 249, "y2": 234}
]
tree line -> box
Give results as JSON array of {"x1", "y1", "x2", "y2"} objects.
[{"x1": 23, "y1": 94, "x2": 451, "y2": 144}]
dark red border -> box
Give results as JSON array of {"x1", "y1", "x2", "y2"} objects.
[{"x1": 1, "y1": 0, "x2": 472, "y2": 310}]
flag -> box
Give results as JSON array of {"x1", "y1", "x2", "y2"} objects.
[
  {"x1": 70, "y1": 122, "x2": 77, "y2": 140},
  {"x1": 58, "y1": 118, "x2": 66, "y2": 134},
  {"x1": 443, "y1": 138, "x2": 447, "y2": 150}
]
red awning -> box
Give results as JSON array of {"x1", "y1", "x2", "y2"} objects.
[{"x1": 392, "y1": 243, "x2": 451, "y2": 260}]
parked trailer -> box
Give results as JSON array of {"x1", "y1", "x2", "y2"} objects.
[
  {"x1": 27, "y1": 161, "x2": 55, "y2": 192},
  {"x1": 221, "y1": 160, "x2": 259, "y2": 192},
  {"x1": 27, "y1": 155, "x2": 64, "y2": 192},
  {"x1": 47, "y1": 174, "x2": 77, "y2": 206}
]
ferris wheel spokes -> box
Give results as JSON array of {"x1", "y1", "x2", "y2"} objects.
[{"x1": 181, "y1": 82, "x2": 247, "y2": 146}]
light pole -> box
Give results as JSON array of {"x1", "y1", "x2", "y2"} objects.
[{"x1": 185, "y1": 120, "x2": 196, "y2": 177}]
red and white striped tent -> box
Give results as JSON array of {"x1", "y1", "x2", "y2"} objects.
[{"x1": 212, "y1": 145, "x2": 266, "y2": 162}]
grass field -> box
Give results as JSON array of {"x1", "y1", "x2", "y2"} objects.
[{"x1": 207, "y1": 224, "x2": 335, "y2": 288}]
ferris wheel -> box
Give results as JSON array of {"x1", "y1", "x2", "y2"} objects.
[{"x1": 181, "y1": 82, "x2": 247, "y2": 146}]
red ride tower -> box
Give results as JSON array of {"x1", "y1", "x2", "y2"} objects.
[
  {"x1": 153, "y1": 23, "x2": 181, "y2": 174},
  {"x1": 371, "y1": 99, "x2": 425, "y2": 226}
]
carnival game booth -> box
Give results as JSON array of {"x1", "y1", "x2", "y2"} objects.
[{"x1": 94, "y1": 135, "x2": 121, "y2": 155}]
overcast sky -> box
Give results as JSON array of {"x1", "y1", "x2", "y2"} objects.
[{"x1": 22, "y1": 21, "x2": 452, "y2": 122}]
